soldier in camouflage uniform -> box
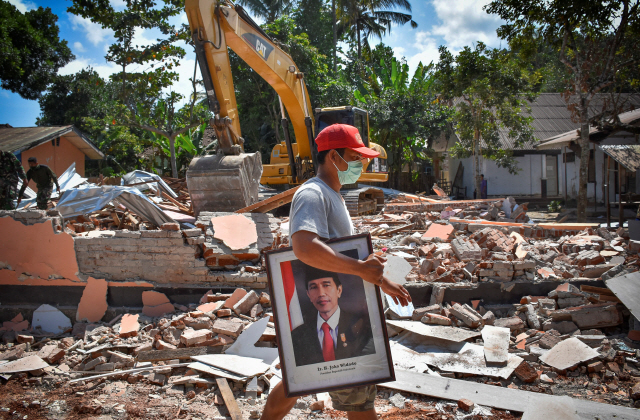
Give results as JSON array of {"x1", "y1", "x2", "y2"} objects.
[
  {"x1": 18, "y1": 157, "x2": 60, "y2": 210},
  {"x1": 0, "y1": 149, "x2": 27, "y2": 210}
]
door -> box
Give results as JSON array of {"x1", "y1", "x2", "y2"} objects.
[{"x1": 546, "y1": 155, "x2": 558, "y2": 196}]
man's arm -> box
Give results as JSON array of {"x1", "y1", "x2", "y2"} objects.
[
  {"x1": 292, "y1": 230, "x2": 411, "y2": 306},
  {"x1": 47, "y1": 166, "x2": 60, "y2": 190}
]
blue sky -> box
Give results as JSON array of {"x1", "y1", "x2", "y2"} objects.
[{"x1": 1, "y1": 0, "x2": 505, "y2": 127}]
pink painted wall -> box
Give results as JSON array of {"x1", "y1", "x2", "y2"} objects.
[{"x1": 20, "y1": 135, "x2": 86, "y2": 191}]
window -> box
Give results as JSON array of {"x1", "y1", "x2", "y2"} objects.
[
  {"x1": 588, "y1": 149, "x2": 595, "y2": 183},
  {"x1": 563, "y1": 152, "x2": 575, "y2": 163}
]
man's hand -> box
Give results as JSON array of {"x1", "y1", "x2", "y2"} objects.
[
  {"x1": 359, "y1": 254, "x2": 385, "y2": 285},
  {"x1": 380, "y1": 277, "x2": 412, "y2": 307}
]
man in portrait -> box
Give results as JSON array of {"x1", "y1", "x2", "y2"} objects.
[{"x1": 291, "y1": 266, "x2": 374, "y2": 366}]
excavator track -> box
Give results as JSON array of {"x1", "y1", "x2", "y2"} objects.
[{"x1": 340, "y1": 187, "x2": 385, "y2": 216}]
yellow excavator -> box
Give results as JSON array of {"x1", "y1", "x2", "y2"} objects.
[{"x1": 184, "y1": 0, "x2": 388, "y2": 215}]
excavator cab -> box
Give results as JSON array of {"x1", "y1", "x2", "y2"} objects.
[{"x1": 314, "y1": 106, "x2": 388, "y2": 182}]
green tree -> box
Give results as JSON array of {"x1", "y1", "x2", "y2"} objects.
[
  {"x1": 486, "y1": 0, "x2": 640, "y2": 221},
  {"x1": 36, "y1": 67, "x2": 144, "y2": 175},
  {"x1": 236, "y1": 0, "x2": 294, "y2": 23},
  {"x1": 0, "y1": 1, "x2": 73, "y2": 100},
  {"x1": 354, "y1": 53, "x2": 451, "y2": 189},
  {"x1": 337, "y1": 0, "x2": 417, "y2": 60},
  {"x1": 68, "y1": 0, "x2": 206, "y2": 178},
  {"x1": 436, "y1": 42, "x2": 538, "y2": 197}
]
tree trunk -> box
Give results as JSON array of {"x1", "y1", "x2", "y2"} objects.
[
  {"x1": 576, "y1": 116, "x2": 591, "y2": 222},
  {"x1": 169, "y1": 135, "x2": 178, "y2": 178},
  {"x1": 356, "y1": 21, "x2": 361, "y2": 60},
  {"x1": 473, "y1": 129, "x2": 481, "y2": 198},
  {"x1": 332, "y1": 0, "x2": 337, "y2": 72}
]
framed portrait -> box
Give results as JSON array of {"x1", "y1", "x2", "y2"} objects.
[{"x1": 264, "y1": 233, "x2": 395, "y2": 397}]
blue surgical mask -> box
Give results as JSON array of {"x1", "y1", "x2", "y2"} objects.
[{"x1": 333, "y1": 153, "x2": 363, "y2": 185}]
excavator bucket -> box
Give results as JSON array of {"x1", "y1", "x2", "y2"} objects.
[{"x1": 186, "y1": 153, "x2": 262, "y2": 215}]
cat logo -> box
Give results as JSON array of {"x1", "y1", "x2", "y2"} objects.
[{"x1": 242, "y1": 33, "x2": 274, "y2": 60}]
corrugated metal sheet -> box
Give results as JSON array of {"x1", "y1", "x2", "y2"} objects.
[
  {"x1": 600, "y1": 145, "x2": 640, "y2": 172},
  {"x1": 451, "y1": 93, "x2": 640, "y2": 151},
  {"x1": 0, "y1": 126, "x2": 104, "y2": 159}
]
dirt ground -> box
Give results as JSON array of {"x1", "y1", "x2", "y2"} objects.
[{"x1": 0, "y1": 374, "x2": 524, "y2": 420}]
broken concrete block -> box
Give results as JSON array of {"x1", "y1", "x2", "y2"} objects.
[
  {"x1": 412, "y1": 305, "x2": 441, "y2": 321},
  {"x1": 450, "y1": 303, "x2": 481, "y2": 328},
  {"x1": 481, "y1": 325, "x2": 510, "y2": 365},
  {"x1": 233, "y1": 290, "x2": 260, "y2": 315},
  {"x1": 148, "y1": 372, "x2": 166, "y2": 386},
  {"x1": 420, "y1": 313, "x2": 452, "y2": 326},
  {"x1": 539, "y1": 333, "x2": 562, "y2": 350},
  {"x1": 482, "y1": 311, "x2": 496, "y2": 325},
  {"x1": 119, "y1": 314, "x2": 140, "y2": 338},
  {"x1": 212, "y1": 318, "x2": 244, "y2": 337},
  {"x1": 494, "y1": 316, "x2": 525, "y2": 331},
  {"x1": 250, "y1": 304, "x2": 263, "y2": 318},
  {"x1": 224, "y1": 288, "x2": 248, "y2": 309},
  {"x1": 37, "y1": 345, "x2": 65, "y2": 364},
  {"x1": 429, "y1": 285, "x2": 445, "y2": 305},
  {"x1": 84, "y1": 356, "x2": 107, "y2": 370},
  {"x1": 550, "y1": 303, "x2": 622, "y2": 329},
  {"x1": 156, "y1": 340, "x2": 177, "y2": 351},
  {"x1": 95, "y1": 363, "x2": 115, "y2": 372},
  {"x1": 542, "y1": 320, "x2": 577, "y2": 335},
  {"x1": 514, "y1": 361, "x2": 538, "y2": 383},
  {"x1": 451, "y1": 237, "x2": 482, "y2": 261},
  {"x1": 457, "y1": 398, "x2": 475, "y2": 412},
  {"x1": 181, "y1": 329, "x2": 212, "y2": 346},
  {"x1": 538, "y1": 337, "x2": 599, "y2": 371},
  {"x1": 422, "y1": 223, "x2": 454, "y2": 241},
  {"x1": 32, "y1": 304, "x2": 71, "y2": 334}
]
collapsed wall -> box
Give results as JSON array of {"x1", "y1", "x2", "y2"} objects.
[{"x1": 0, "y1": 210, "x2": 282, "y2": 316}]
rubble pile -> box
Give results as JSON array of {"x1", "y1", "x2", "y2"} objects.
[{"x1": 353, "y1": 211, "x2": 638, "y2": 286}]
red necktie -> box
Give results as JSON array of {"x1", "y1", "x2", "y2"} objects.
[{"x1": 321, "y1": 322, "x2": 335, "y2": 362}]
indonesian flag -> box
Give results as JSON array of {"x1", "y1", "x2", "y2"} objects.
[{"x1": 281, "y1": 261, "x2": 304, "y2": 331}]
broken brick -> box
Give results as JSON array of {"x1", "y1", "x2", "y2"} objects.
[{"x1": 514, "y1": 361, "x2": 538, "y2": 383}]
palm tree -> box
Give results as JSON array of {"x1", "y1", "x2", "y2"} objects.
[
  {"x1": 235, "y1": 0, "x2": 294, "y2": 23},
  {"x1": 337, "y1": 0, "x2": 417, "y2": 60}
]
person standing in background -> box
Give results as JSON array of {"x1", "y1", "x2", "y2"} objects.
[{"x1": 0, "y1": 149, "x2": 27, "y2": 210}]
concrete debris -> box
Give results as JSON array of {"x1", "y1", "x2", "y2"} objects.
[{"x1": 539, "y1": 337, "x2": 600, "y2": 371}]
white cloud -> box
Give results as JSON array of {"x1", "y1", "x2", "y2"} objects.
[
  {"x1": 7, "y1": 0, "x2": 35, "y2": 13},
  {"x1": 404, "y1": 31, "x2": 440, "y2": 75},
  {"x1": 430, "y1": 0, "x2": 504, "y2": 50},
  {"x1": 58, "y1": 57, "x2": 120, "y2": 80},
  {"x1": 73, "y1": 41, "x2": 86, "y2": 53},
  {"x1": 69, "y1": 14, "x2": 114, "y2": 47}
]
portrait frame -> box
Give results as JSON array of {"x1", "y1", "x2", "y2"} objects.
[{"x1": 264, "y1": 233, "x2": 395, "y2": 397}]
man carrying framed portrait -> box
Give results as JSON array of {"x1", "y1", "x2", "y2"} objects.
[{"x1": 260, "y1": 124, "x2": 412, "y2": 420}]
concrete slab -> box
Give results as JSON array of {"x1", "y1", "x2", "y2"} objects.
[
  {"x1": 191, "y1": 354, "x2": 270, "y2": 377},
  {"x1": 32, "y1": 304, "x2": 71, "y2": 334},
  {"x1": 422, "y1": 223, "x2": 454, "y2": 241},
  {"x1": 387, "y1": 320, "x2": 481, "y2": 343},
  {"x1": 383, "y1": 255, "x2": 413, "y2": 285},
  {"x1": 521, "y1": 396, "x2": 579, "y2": 420},
  {"x1": 0, "y1": 355, "x2": 49, "y2": 374},
  {"x1": 605, "y1": 272, "x2": 640, "y2": 321},
  {"x1": 226, "y1": 316, "x2": 279, "y2": 365},
  {"x1": 481, "y1": 325, "x2": 510, "y2": 365},
  {"x1": 539, "y1": 337, "x2": 599, "y2": 371}
]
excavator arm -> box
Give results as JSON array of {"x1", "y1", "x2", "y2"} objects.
[{"x1": 185, "y1": 0, "x2": 315, "y2": 164}]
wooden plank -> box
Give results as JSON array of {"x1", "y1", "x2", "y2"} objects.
[
  {"x1": 381, "y1": 369, "x2": 639, "y2": 420},
  {"x1": 137, "y1": 346, "x2": 226, "y2": 362},
  {"x1": 216, "y1": 377, "x2": 243, "y2": 420},
  {"x1": 235, "y1": 185, "x2": 300, "y2": 214},
  {"x1": 380, "y1": 223, "x2": 414, "y2": 236},
  {"x1": 605, "y1": 272, "x2": 640, "y2": 320}
]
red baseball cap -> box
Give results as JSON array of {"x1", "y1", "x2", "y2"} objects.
[{"x1": 315, "y1": 124, "x2": 380, "y2": 158}]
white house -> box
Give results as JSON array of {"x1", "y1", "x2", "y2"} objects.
[{"x1": 443, "y1": 93, "x2": 640, "y2": 203}]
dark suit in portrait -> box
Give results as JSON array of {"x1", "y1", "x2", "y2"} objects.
[{"x1": 291, "y1": 308, "x2": 375, "y2": 367}]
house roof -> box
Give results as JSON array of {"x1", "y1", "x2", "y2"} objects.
[
  {"x1": 0, "y1": 126, "x2": 104, "y2": 160},
  {"x1": 599, "y1": 144, "x2": 640, "y2": 172},
  {"x1": 451, "y1": 93, "x2": 640, "y2": 151},
  {"x1": 537, "y1": 108, "x2": 640, "y2": 150}
]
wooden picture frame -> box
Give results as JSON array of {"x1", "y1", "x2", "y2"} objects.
[{"x1": 264, "y1": 233, "x2": 395, "y2": 397}]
